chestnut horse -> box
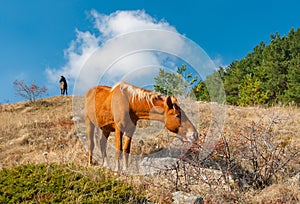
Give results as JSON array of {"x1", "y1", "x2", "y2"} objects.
[{"x1": 84, "y1": 82, "x2": 198, "y2": 172}]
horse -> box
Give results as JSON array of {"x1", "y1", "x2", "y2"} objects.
[
  {"x1": 60, "y1": 76, "x2": 68, "y2": 95},
  {"x1": 60, "y1": 82, "x2": 65, "y2": 95},
  {"x1": 84, "y1": 81, "x2": 198, "y2": 172}
]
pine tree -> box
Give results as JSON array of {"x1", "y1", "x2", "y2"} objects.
[{"x1": 154, "y1": 64, "x2": 198, "y2": 97}]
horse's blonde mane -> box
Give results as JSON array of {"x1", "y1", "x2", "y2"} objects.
[{"x1": 112, "y1": 82, "x2": 163, "y2": 105}]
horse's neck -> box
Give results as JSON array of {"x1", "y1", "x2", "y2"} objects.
[{"x1": 132, "y1": 97, "x2": 165, "y2": 121}]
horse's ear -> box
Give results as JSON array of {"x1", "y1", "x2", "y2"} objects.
[
  {"x1": 164, "y1": 96, "x2": 173, "y2": 110},
  {"x1": 171, "y1": 96, "x2": 178, "y2": 104}
]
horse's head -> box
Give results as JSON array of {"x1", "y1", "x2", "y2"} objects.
[{"x1": 163, "y1": 96, "x2": 198, "y2": 142}]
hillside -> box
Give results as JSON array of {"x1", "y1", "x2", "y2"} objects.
[
  {"x1": 0, "y1": 96, "x2": 299, "y2": 203},
  {"x1": 0, "y1": 96, "x2": 86, "y2": 168}
]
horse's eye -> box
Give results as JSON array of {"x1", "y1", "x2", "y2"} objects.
[{"x1": 175, "y1": 114, "x2": 180, "y2": 118}]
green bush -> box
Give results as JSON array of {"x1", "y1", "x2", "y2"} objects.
[
  {"x1": 0, "y1": 164, "x2": 146, "y2": 203},
  {"x1": 237, "y1": 74, "x2": 269, "y2": 106}
]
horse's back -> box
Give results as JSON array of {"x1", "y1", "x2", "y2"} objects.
[{"x1": 84, "y1": 86, "x2": 114, "y2": 128}]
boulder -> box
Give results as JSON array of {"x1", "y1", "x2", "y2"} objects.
[
  {"x1": 139, "y1": 157, "x2": 179, "y2": 175},
  {"x1": 172, "y1": 191, "x2": 203, "y2": 204}
]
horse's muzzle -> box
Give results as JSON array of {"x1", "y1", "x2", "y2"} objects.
[{"x1": 186, "y1": 132, "x2": 198, "y2": 143}]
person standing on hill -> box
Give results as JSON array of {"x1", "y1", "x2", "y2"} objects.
[{"x1": 59, "y1": 76, "x2": 68, "y2": 95}]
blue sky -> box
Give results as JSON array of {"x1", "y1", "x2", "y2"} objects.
[{"x1": 1, "y1": 0, "x2": 299, "y2": 103}]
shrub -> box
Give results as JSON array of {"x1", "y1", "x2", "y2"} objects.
[
  {"x1": 0, "y1": 164, "x2": 146, "y2": 203},
  {"x1": 150, "y1": 113, "x2": 299, "y2": 203},
  {"x1": 13, "y1": 80, "x2": 47, "y2": 103}
]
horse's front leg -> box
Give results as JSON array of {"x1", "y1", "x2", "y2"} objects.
[
  {"x1": 122, "y1": 126, "x2": 135, "y2": 171},
  {"x1": 123, "y1": 135, "x2": 132, "y2": 171},
  {"x1": 114, "y1": 127, "x2": 123, "y2": 172}
]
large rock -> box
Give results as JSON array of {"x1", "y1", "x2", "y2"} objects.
[
  {"x1": 172, "y1": 191, "x2": 203, "y2": 204},
  {"x1": 139, "y1": 157, "x2": 179, "y2": 175}
]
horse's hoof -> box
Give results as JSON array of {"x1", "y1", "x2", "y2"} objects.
[
  {"x1": 88, "y1": 160, "x2": 98, "y2": 166},
  {"x1": 103, "y1": 160, "x2": 108, "y2": 168}
]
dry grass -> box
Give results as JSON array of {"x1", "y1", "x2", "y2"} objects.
[
  {"x1": 0, "y1": 96, "x2": 299, "y2": 203},
  {"x1": 0, "y1": 96, "x2": 86, "y2": 169},
  {"x1": 254, "y1": 183, "x2": 300, "y2": 203}
]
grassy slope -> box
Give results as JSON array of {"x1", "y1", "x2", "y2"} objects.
[
  {"x1": 0, "y1": 96, "x2": 146, "y2": 203},
  {"x1": 0, "y1": 96, "x2": 86, "y2": 168},
  {"x1": 0, "y1": 96, "x2": 299, "y2": 203}
]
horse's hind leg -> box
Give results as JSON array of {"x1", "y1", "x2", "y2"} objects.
[
  {"x1": 100, "y1": 129, "x2": 109, "y2": 167},
  {"x1": 86, "y1": 119, "x2": 95, "y2": 165}
]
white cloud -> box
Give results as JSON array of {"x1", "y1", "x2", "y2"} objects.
[
  {"x1": 91, "y1": 10, "x2": 176, "y2": 39},
  {"x1": 45, "y1": 29, "x2": 99, "y2": 82},
  {"x1": 45, "y1": 10, "x2": 217, "y2": 95}
]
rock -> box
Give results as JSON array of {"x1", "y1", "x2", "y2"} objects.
[
  {"x1": 172, "y1": 191, "x2": 203, "y2": 204},
  {"x1": 9, "y1": 134, "x2": 30, "y2": 146},
  {"x1": 71, "y1": 116, "x2": 82, "y2": 122},
  {"x1": 139, "y1": 157, "x2": 179, "y2": 175},
  {"x1": 288, "y1": 172, "x2": 300, "y2": 187},
  {"x1": 196, "y1": 167, "x2": 234, "y2": 190}
]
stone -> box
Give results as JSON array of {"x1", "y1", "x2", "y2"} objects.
[
  {"x1": 172, "y1": 191, "x2": 203, "y2": 204},
  {"x1": 139, "y1": 157, "x2": 179, "y2": 175}
]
